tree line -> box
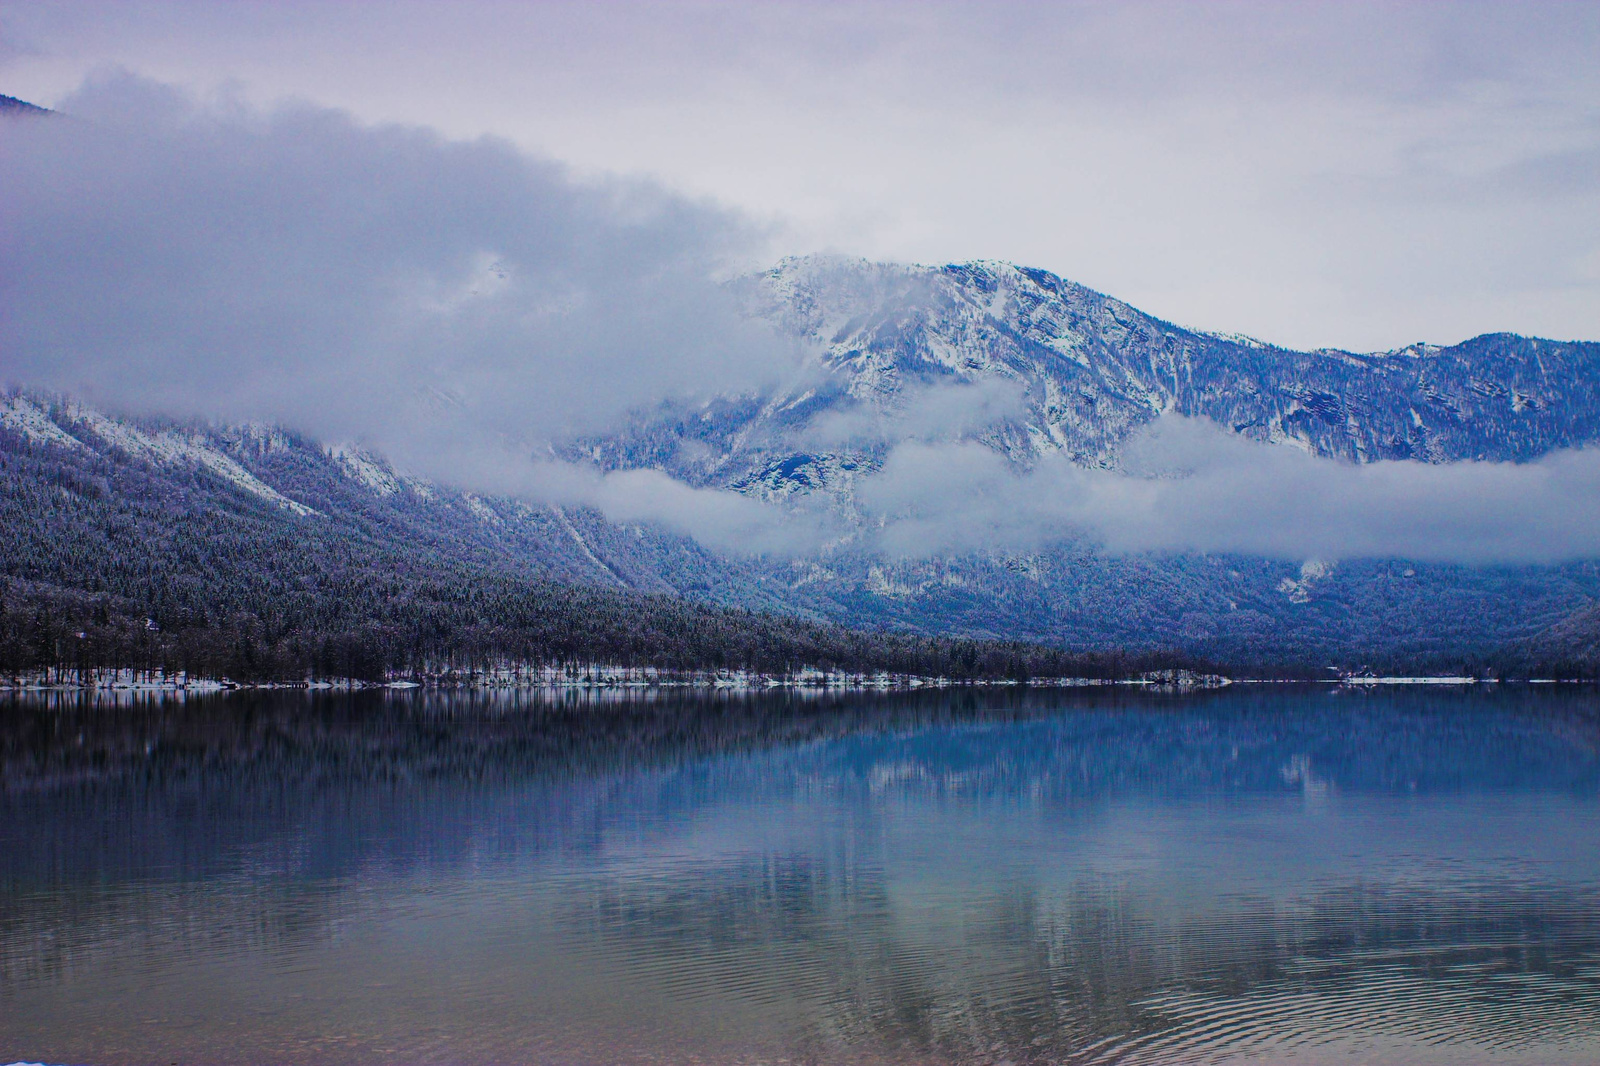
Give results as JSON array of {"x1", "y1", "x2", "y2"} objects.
[{"x1": 0, "y1": 576, "x2": 1213, "y2": 684}]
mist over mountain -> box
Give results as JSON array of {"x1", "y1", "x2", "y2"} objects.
[
  {"x1": 0, "y1": 75, "x2": 800, "y2": 481},
  {"x1": 582, "y1": 257, "x2": 1600, "y2": 562},
  {"x1": 5, "y1": 254, "x2": 1600, "y2": 674}
]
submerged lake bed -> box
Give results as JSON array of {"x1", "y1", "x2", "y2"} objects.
[{"x1": 1, "y1": 686, "x2": 1598, "y2": 1065}]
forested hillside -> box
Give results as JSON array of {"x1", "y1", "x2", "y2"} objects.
[
  {"x1": 12, "y1": 389, "x2": 1600, "y2": 676},
  {"x1": 0, "y1": 425, "x2": 1179, "y2": 683},
  {"x1": 3, "y1": 389, "x2": 1597, "y2": 679}
]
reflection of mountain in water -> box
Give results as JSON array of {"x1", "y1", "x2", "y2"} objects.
[{"x1": 2, "y1": 687, "x2": 1599, "y2": 1064}]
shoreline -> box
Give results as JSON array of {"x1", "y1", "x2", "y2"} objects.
[
  {"x1": 0, "y1": 665, "x2": 1232, "y2": 694},
  {"x1": 2, "y1": 669, "x2": 1590, "y2": 695}
]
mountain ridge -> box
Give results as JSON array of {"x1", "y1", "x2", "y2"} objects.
[{"x1": 574, "y1": 258, "x2": 1600, "y2": 528}]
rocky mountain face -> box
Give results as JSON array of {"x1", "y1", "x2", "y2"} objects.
[
  {"x1": 5, "y1": 257, "x2": 1600, "y2": 670},
  {"x1": 586, "y1": 257, "x2": 1600, "y2": 496}
]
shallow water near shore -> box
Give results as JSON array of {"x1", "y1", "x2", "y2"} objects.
[{"x1": 2, "y1": 686, "x2": 1598, "y2": 1065}]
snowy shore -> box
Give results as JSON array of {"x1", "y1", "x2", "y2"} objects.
[{"x1": 0, "y1": 664, "x2": 1235, "y2": 694}]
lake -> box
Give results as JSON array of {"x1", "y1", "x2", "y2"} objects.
[{"x1": 2, "y1": 685, "x2": 1598, "y2": 1065}]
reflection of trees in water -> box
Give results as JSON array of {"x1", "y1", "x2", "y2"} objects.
[
  {"x1": 0, "y1": 687, "x2": 1088, "y2": 794},
  {"x1": 6, "y1": 854, "x2": 1598, "y2": 1062},
  {"x1": 4, "y1": 685, "x2": 1597, "y2": 800}
]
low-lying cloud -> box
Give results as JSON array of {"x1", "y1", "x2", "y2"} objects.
[
  {"x1": 433, "y1": 412, "x2": 1600, "y2": 566},
  {"x1": 0, "y1": 73, "x2": 799, "y2": 483},
  {"x1": 387, "y1": 439, "x2": 837, "y2": 557},
  {"x1": 859, "y1": 416, "x2": 1600, "y2": 565},
  {"x1": 802, "y1": 377, "x2": 1028, "y2": 448}
]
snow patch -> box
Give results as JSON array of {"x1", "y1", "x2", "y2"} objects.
[
  {"x1": 1342, "y1": 675, "x2": 1477, "y2": 686},
  {"x1": 554, "y1": 506, "x2": 628, "y2": 586},
  {"x1": 328, "y1": 444, "x2": 406, "y2": 497},
  {"x1": 999, "y1": 554, "x2": 1045, "y2": 581},
  {"x1": 865, "y1": 563, "x2": 967, "y2": 598},
  {"x1": 71, "y1": 405, "x2": 317, "y2": 516},
  {"x1": 1206, "y1": 330, "x2": 1270, "y2": 350},
  {"x1": 228, "y1": 423, "x2": 296, "y2": 455},
  {"x1": 1384, "y1": 342, "x2": 1443, "y2": 359},
  {"x1": 1277, "y1": 559, "x2": 1333, "y2": 604},
  {"x1": 0, "y1": 395, "x2": 86, "y2": 450},
  {"x1": 461, "y1": 493, "x2": 501, "y2": 524},
  {"x1": 791, "y1": 561, "x2": 838, "y2": 588}
]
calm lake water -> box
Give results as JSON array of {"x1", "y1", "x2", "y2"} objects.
[{"x1": 2, "y1": 686, "x2": 1598, "y2": 1065}]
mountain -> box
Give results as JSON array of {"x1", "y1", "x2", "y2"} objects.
[
  {"x1": 4, "y1": 257, "x2": 1599, "y2": 675},
  {"x1": 573, "y1": 257, "x2": 1600, "y2": 667},
  {"x1": 589, "y1": 257, "x2": 1600, "y2": 489},
  {"x1": 0, "y1": 94, "x2": 50, "y2": 117}
]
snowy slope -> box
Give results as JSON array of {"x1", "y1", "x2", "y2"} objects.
[
  {"x1": 581, "y1": 257, "x2": 1600, "y2": 505},
  {"x1": 62, "y1": 403, "x2": 320, "y2": 517}
]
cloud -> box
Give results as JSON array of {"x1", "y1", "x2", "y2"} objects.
[
  {"x1": 0, "y1": 72, "x2": 800, "y2": 484},
  {"x1": 579, "y1": 467, "x2": 835, "y2": 556},
  {"x1": 856, "y1": 416, "x2": 1600, "y2": 565},
  {"x1": 802, "y1": 377, "x2": 1028, "y2": 448},
  {"x1": 396, "y1": 439, "x2": 835, "y2": 556},
  {"x1": 390, "y1": 409, "x2": 1600, "y2": 564}
]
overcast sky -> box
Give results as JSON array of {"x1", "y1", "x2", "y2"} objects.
[{"x1": 3, "y1": 0, "x2": 1597, "y2": 352}]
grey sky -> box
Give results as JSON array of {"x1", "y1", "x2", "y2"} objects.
[{"x1": 2, "y1": 0, "x2": 1597, "y2": 352}]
